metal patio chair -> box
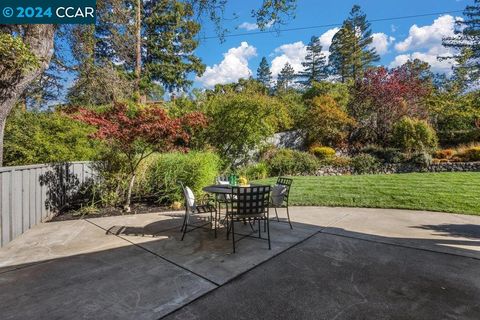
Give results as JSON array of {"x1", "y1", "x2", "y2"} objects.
[
  {"x1": 270, "y1": 177, "x2": 293, "y2": 229},
  {"x1": 226, "y1": 185, "x2": 271, "y2": 253},
  {"x1": 179, "y1": 182, "x2": 217, "y2": 240}
]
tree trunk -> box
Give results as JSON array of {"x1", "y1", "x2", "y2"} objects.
[
  {"x1": 124, "y1": 173, "x2": 136, "y2": 213},
  {"x1": 0, "y1": 25, "x2": 55, "y2": 166},
  {"x1": 135, "y1": 0, "x2": 142, "y2": 102}
]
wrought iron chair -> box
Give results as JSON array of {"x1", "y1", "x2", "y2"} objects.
[
  {"x1": 226, "y1": 186, "x2": 271, "y2": 253},
  {"x1": 270, "y1": 177, "x2": 293, "y2": 229},
  {"x1": 179, "y1": 182, "x2": 217, "y2": 240},
  {"x1": 215, "y1": 175, "x2": 231, "y2": 219}
]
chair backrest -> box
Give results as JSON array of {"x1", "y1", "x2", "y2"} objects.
[
  {"x1": 230, "y1": 186, "x2": 270, "y2": 217},
  {"x1": 276, "y1": 177, "x2": 293, "y2": 202},
  {"x1": 179, "y1": 181, "x2": 196, "y2": 213}
]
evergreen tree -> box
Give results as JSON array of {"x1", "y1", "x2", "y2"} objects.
[
  {"x1": 144, "y1": 0, "x2": 205, "y2": 92},
  {"x1": 442, "y1": 0, "x2": 480, "y2": 84},
  {"x1": 276, "y1": 62, "x2": 296, "y2": 91},
  {"x1": 257, "y1": 57, "x2": 272, "y2": 87},
  {"x1": 329, "y1": 5, "x2": 379, "y2": 82},
  {"x1": 297, "y1": 36, "x2": 328, "y2": 86}
]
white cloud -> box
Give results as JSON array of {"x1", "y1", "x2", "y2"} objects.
[
  {"x1": 370, "y1": 33, "x2": 395, "y2": 55},
  {"x1": 395, "y1": 15, "x2": 457, "y2": 52},
  {"x1": 269, "y1": 28, "x2": 339, "y2": 79},
  {"x1": 389, "y1": 51, "x2": 455, "y2": 74},
  {"x1": 238, "y1": 22, "x2": 259, "y2": 31},
  {"x1": 237, "y1": 20, "x2": 274, "y2": 31},
  {"x1": 196, "y1": 42, "x2": 257, "y2": 88},
  {"x1": 319, "y1": 27, "x2": 339, "y2": 50},
  {"x1": 389, "y1": 15, "x2": 460, "y2": 74},
  {"x1": 270, "y1": 41, "x2": 307, "y2": 79}
]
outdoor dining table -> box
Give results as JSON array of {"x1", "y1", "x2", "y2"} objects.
[
  {"x1": 202, "y1": 183, "x2": 272, "y2": 237},
  {"x1": 202, "y1": 183, "x2": 271, "y2": 223}
]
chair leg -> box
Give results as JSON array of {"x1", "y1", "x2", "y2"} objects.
[
  {"x1": 248, "y1": 219, "x2": 255, "y2": 232},
  {"x1": 231, "y1": 218, "x2": 236, "y2": 253},
  {"x1": 180, "y1": 211, "x2": 187, "y2": 232},
  {"x1": 181, "y1": 213, "x2": 189, "y2": 241},
  {"x1": 274, "y1": 207, "x2": 279, "y2": 222},
  {"x1": 286, "y1": 206, "x2": 293, "y2": 229},
  {"x1": 226, "y1": 214, "x2": 230, "y2": 240},
  {"x1": 214, "y1": 209, "x2": 218, "y2": 238},
  {"x1": 267, "y1": 217, "x2": 271, "y2": 250}
]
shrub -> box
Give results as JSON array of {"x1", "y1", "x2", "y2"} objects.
[
  {"x1": 361, "y1": 145, "x2": 406, "y2": 164},
  {"x1": 327, "y1": 156, "x2": 351, "y2": 168},
  {"x1": 459, "y1": 147, "x2": 480, "y2": 162},
  {"x1": 391, "y1": 117, "x2": 438, "y2": 154},
  {"x1": 304, "y1": 95, "x2": 355, "y2": 147},
  {"x1": 4, "y1": 109, "x2": 102, "y2": 166},
  {"x1": 433, "y1": 149, "x2": 455, "y2": 160},
  {"x1": 266, "y1": 149, "x2": 318, "y2": 176},
  {"x1": 350, "y1": 154, "x2": 380, "y2": 174},
  {"x1": 139, "y1": 151, "x2": 221, "y2": 204},
  {"x1": 309, "y1": 146, "x2": 335, "y2": 160},
  {"x1": 408, "y1": 151, "x2": 432, "y2": 168},
  {"x1": 239, "y1": 162, "x2": 269, "y2": 180}
]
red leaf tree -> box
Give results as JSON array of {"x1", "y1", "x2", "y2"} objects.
[
  {"x1": 351, "y1": 60, "x2": 433, "y2": 145},
  {"x1": 74, "y1": 103, "x2": 207, "y2": 211}
]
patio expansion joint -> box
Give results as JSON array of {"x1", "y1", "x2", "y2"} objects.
[{"x1": 84, "y1": 218, "x2": 221, "y2": 287}]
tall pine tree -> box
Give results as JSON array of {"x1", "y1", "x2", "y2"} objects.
[
  {"x1": 329, "y1": 5, "x2": 379, "y2": 82},
  {"x1": 257, "y1": 57, "x2": 272, "y2": 87},
  {"x1": 276, "y1": 62, "x2": 296, "y2": 91},
  {"x1": 297, "y1": 36, "x2": 328, "y2": 86},
  {"x1": 442, "y1": 0, "x2": 480, "y2": 84}
]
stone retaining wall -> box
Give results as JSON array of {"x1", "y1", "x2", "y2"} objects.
[{"x1": 314, "y1": 162, "x2": 480, "y2": 176}]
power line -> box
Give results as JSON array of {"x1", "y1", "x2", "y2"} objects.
[{"x1": 200, "y1": 9, "x2": 464, "y2": 41}]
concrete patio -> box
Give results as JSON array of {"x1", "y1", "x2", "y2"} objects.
[{"x1": 0, "y1": 207, "x2": 479, "y2": 319}]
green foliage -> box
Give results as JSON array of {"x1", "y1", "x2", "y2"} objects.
[
  {"x1": 199, "y1": 79, "x2": 292, "y2": 166},
  {"x1": 304, "y1": 95, "x2": 355, "y2": 147},
  {"x1": 309, "y1": 146, "x2": 335, "y2": 160},
  {"x1": 361, "y1": 145, "x2": 406, "y2": 164},
  {"x1": 256, "y1": 57, "x2": 272, "y2": 88},
  {"x1": 265, "y1": 149, "x2": 318, "y2": 176},
  {"x1": 459, "y1": 147, "x2": 480, "y2": 162},
  {"x1": 276, "y1": 62, "x2": 296, "y2": 92},
  {"x1": 68, "y1": 63, "x2": 134, "y2": 105},
  {"x1": 276, "y1": 90, "x2": 306, "y2": 129},
  {"x1": 327, "y1": 156, "x2": 352, "y2": 168},
  {"x1": 408, "y1": 151, "x2": 433, "y2": 168},
  {"x1": 302, "y1": 81, "x2": 350, "y2": 109},
  {"x1": 329, "y1": 5, "x2": 379, "y2": 82},
  {"x1": 429, "y1": 89, "x2": 480, "y2": 146},
  {"x1": 140, "y1": 151, "x2": 221, "y2": 203},
  {"x1": 0, "y1": 33, "x2": 39, "y2": 74},
  {"x1": 392, "y1": 117, "x2": 438, "y2": 153},
  {"x1": 442, "y1": 0, "x2": 480, "y2": 83},
  {"x1": 144, "y1": 0, "x2": 205, "y2": 92},
  {"x1": 297, "y1": 36, "x2": 328, "y2": 86},
  {"x1": 433, "y1": 149, "x2": 456, "y2": 160},
  {"x1": 4, "y1": 109, "x2": 101, "y2": 166},
  {"x1": 238, "y1": 162, "x2": 269, "y2": 180},
  {"x1": 350, "y1": 153, "x2": 380, "y2": 174}
]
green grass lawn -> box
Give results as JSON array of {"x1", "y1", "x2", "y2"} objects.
[{"x1": 257, "y1": 172, "x2": 480, "y2": 216}]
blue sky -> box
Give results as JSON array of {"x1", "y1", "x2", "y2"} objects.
[{"x1": 193, "y1": 0, "x2": 468, "y2": 88}]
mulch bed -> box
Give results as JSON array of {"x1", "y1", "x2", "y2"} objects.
[{"x1": 50, "y1": 202, "x2": 179, "y2": 222}]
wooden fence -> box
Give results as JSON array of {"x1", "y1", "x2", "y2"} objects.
[{"x1": 0, "y1": 162, "x2": 94, "y2": 247}]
